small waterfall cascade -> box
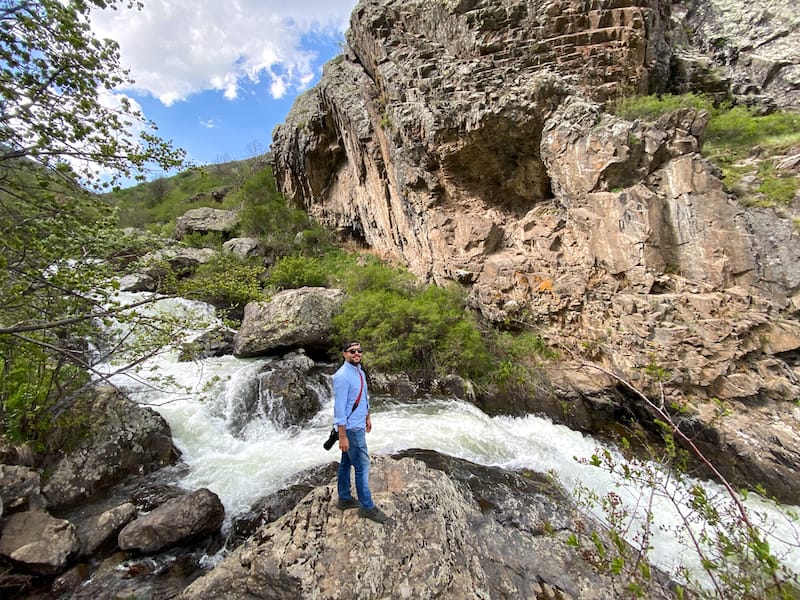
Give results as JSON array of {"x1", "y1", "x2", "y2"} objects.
[{"x1": 94, "y1": 293, "x2": 800, "y2": 584}]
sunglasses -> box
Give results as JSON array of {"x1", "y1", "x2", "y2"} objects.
[{"x1": 346, "y1": 348, "x2": 363, "y2": 354}]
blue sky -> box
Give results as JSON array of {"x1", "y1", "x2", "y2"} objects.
[{"x1": 89, "y1": 0, "x2": 358, "y2": 176}]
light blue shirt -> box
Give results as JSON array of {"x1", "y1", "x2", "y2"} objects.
[{"x1": 333, "y1": 362, "x2": 369, "y2": 430}]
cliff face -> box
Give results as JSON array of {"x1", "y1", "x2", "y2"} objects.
[{"x1": 271, "y1": 0, "x2": 800, "y2": 501}]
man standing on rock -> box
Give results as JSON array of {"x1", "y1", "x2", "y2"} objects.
[{"x1": 333, "y1": 341, "x2": 389, "y2": 524}]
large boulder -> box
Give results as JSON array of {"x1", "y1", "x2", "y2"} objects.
[
  {"x1": 42, "y1": 387, "x2": 179, "y2": 510},
  {"x1": 118, "y1": 488, "x2": 224, "y2": 554},
  {"x1": 234, "y1": 287, "x2": 346, "y2": 357},
  {"x1": 224, "y1": 352, "x2": 330, "y2": 434},
  {"x1": 173, "y1": 207, "x2": 240, "y2": 240},
  {"x1": 0, "y1": 510, "x2": 80, "y2": 575},
  {"x1": 179, "y1": 455, "x2": 674, "y2": 599}
]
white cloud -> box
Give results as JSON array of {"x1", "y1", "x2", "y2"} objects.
[{"x1": 90, "y1": 0, "x2": 355, "y2": 106}]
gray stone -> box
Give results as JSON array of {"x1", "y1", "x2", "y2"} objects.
[
  {"x1": 82, "y1": 502, "x2": 137, "y2": 556},
  {"x1": 42, "y1": 387, "x2": 178, "y2": 510},
  {"x1": 0, "y1": 510, "x2": 80, "y2": 575},
  {"x1": 179, "y1": 456, "x2": 674, "y2": 600},
  {"x1": 223, "y1": 236, "x2": 265, "y2": 258},
  {"x1": 174, "y1": 207, "x2": 240, "y2": 239},
  {"x1": 118, "y1": 488, "x2": 224, "y2": 554},
  {"x1": 233, "y1": 287, "x2": 346, "y2": 357},
  {"x1": 0, "y1": 464, "x2": 45, "y2": 512},
  {"x1": 118, "y1": 273, "x2": 157, "y2": 292}
]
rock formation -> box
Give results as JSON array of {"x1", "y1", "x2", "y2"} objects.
[
  {"x1": 271, "y1": 0, "x2": 800, "y2": 501},
  {"x1": 180, "y1": 454, "x2": 675, "y2": 600},
  {"x1": 234, "y1": 286, "x2": 346, "y2": 357},
  {"x1": 42, "y1": 387, "x2": 179, "y2": 510}
]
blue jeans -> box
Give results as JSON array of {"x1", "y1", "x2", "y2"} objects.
[{"x1": 337, "y1": 428, "x2": 374, "y2": 509}]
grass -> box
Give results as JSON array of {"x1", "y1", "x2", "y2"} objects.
[{"x1": 613, "y1": 94, "x2": 800, "y2": 208}]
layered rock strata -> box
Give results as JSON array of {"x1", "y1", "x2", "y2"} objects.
[{"x1": 271, "y1": 0, "x2": 800, "y2": 501}]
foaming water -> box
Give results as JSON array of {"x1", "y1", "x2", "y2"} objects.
[{"x1": 96, "y1": 294, "x2": 800, "y2": 584}]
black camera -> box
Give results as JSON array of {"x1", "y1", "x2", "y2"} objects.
[{"x1": 323, "y1": 427, "x2": 339, "y2": 450}]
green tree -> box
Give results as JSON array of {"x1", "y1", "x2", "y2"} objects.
[{"x1": 0, "y1": 0, "x2": 186, "y2": 448}]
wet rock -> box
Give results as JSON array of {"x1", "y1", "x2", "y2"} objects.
[
  {"x1": 42, "y1": 387, "x2": 179, "y2": 510},
  {"x1": 81, "y1": 502, "x2": 137, "y2": 556},
  {"x1": 178, "y1": 326, "x2": 236, "y2": 361},
  {"x1": 118, "y1": 488, "x2": 225, "y2": 554},
  {"x1": 0, "y1": 510, "x2": 80, "y2": 575}
]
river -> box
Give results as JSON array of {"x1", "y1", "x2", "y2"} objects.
[{"x1": 98, "y1": 293, "x2": 800, "y2": 586}]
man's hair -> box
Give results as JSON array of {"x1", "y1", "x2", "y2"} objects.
[{"x1": 341, "y1": 340, "x2": 361, "y2": 351}]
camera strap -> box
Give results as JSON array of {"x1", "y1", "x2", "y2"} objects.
[
  {"x1": 352, "y1": 370, "x2": 364, "y2": 411},
  {"x1": 343, "y1": 369, "x2": 365, "y2": 427}
]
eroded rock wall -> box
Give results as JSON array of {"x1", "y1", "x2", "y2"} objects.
[{"x1": 271, "y1": 0, "x2": 800, "y2": 500}]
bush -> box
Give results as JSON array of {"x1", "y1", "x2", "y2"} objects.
[
  {"x1": 238, "y1": 165, "x2": 335, "y2": 257},
  {"x1": 267, "y1": 255, "x2": 328, "y2": 289},
  {"x1": 175, "y1": 253, "x2": 267, "y2": 309},
  {"x1": 332, "y1": 265, "x2": 490, "y2": 381},
  {"x1": 487, "y1": 329, "x2": 558, "y2": 394}
]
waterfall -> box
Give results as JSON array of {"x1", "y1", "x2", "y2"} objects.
[{"x1": 95, "y1": 293, "x2": 800, "y2": 584}]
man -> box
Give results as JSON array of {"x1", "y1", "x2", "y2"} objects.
[{"x1": 333, "y1": 341, "x2": 390, "y2": 524}]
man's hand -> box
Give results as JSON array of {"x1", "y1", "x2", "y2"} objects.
[
  {"x1": 366, "y1": 413, "x2": 372, "y2": 433},
  {"x1": 338, "y1": 425, "x2": 348, "y2": 452}
]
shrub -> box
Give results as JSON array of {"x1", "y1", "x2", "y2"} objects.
[
  {"x1": 487, "y1": 329, "x2": 558, "y2": 393},
  {"x1": 333, "y1": 273, "x2": 490, "y2": 382},
  {"x1": 175, "y1": 253, "x2": 267, "y2": 309},
  {"x1": 238, "y1": 165, "x2": 335, "y2": 257},
  {"x1": 267, "y1": 255, "x2": 328, "y2": 289},
  {"x1": 180, "y1": 231, "x2": 226, "y2": 250}
]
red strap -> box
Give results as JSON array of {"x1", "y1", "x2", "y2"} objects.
[{"x1": 352, "y1": 369, "x2": 364, "y2": 412}]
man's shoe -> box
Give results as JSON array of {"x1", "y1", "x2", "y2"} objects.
[
  {"x1": 336, "y1": 498, "x2": 361, "y2": 510},
  {"x1": 358, "y1": 506, "x2": 390, "y2": 524}
]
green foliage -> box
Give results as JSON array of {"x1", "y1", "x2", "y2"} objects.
[
  {"x1": 267, "y1": 255, "x2": 328, "y2": 290},
  {"x1": 180, "y1": 231, "x2": 226, "y2": 250},
  {"x1": 0, "y1": 0, "x2": 187, "y2": 447},
  {"x1": 174, "y1": 253, "x2": 268, "y2": 310},
  {"x1": 0, "y1": 0, "x2": 185, "y2": 188},
  {"x1": 485, "y1": 328, "x2": 557, "y2": 394},
  {"x1": 612, "y1": 93, "x2": 714, "y2": 121},
  {"x1": 613, "y1": 94, "x2": 800, "y2": 209},
  {"x1": 704, "y1": 107, "x2": 800, "y2": 161},
  {"x1": 109, "y1": 164, "x2": 244, "y2": 228},
  {"x1": 238, "y1": 164, "x2": 334, "y2": 257},
  {"x1": 332, "y1": 263, "x2": 490, "y2": 381},
  {"x1": 338, "y1": 258, "x2": 417, "y2": 295}
]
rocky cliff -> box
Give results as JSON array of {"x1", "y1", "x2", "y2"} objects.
[{"x1": 271, "y1": 0, "x2": 800, "y2": 501}]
